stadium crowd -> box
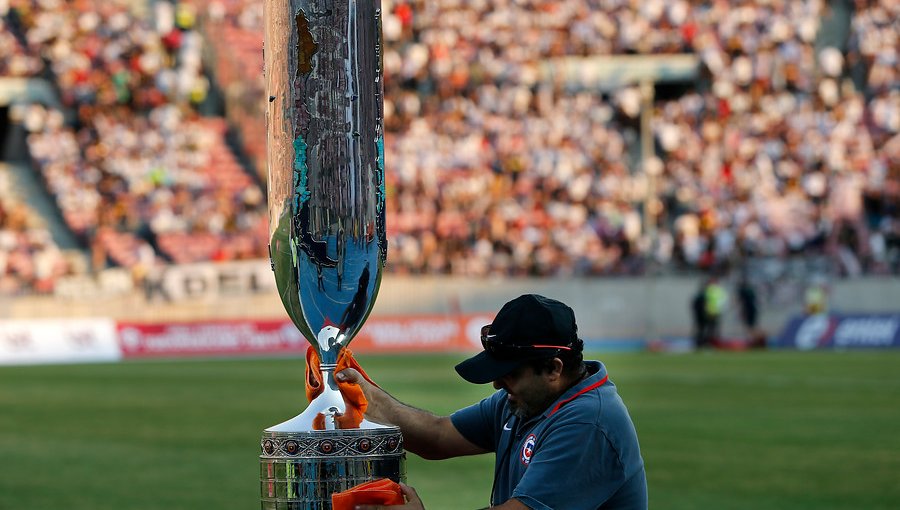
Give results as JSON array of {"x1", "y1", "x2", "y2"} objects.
[
  {"x1": 5, "y1": 0, "x2": 267, "y2": 291},
  {"x1": 0, "y1": 164, "x2": 72, "y2": 293},
  {"x1": 201, "y1": 0, "x2": 899, "y2": 278},
  {"x1": 0, "y1": 5, "x2": 42, "y2": 77},
  {"x1": 1, "y1": 0, "x2": 898, "y2": 294}
]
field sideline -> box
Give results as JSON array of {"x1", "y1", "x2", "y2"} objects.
[{"x1": 1, "y1": 351, "x2": 898, "y2": 509}]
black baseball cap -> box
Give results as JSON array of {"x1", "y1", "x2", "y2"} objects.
[{"x1": 455, "y1": 294, "x2": 581, "y2": 384}]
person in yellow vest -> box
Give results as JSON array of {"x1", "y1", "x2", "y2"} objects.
[
  {"x1": 702, "y1": 276, "x2": 728, "y2": 348},
  {"x1": 804, "y1": 277, "x2": 829, "y2": 315}
]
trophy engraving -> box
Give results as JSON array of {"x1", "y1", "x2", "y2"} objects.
[{"x1": 261, "y1": 0, "x2": 404, "y2": 507}]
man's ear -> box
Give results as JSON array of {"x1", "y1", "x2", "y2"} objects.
[{"x1": 546, "y1": 357, "x2": 564, "y2": 381}]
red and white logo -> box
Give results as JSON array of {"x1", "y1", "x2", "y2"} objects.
[{"x1": 520, "y1": 434, "x2": 537, "y2": 466}]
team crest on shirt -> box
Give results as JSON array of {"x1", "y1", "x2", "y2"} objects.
[{"x1": 520, "y1": 434, "x2": 537, "y2": 466}]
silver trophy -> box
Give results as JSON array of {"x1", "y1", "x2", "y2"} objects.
[{"x1": 260, "y1": 1, "x2": 404, "y2": 508}]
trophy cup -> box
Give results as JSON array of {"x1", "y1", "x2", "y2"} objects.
[{"x1": 260, "y1": 1, "x2": 404, "y2": 508}]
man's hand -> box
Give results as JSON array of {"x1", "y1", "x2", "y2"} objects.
[
  {"x1": 336, "y1": 367, "x2": 370, "y2": 389},
  {"x1": 335, "y1": 367, "x2": 381, "y2": 419},
  {"x1": 354, "y1": 483, "x2": 424, "y2": 510}
]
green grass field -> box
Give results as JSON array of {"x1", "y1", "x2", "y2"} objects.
[{"x1": 2, "y1": 351, "x2": 899, "y2": 509}]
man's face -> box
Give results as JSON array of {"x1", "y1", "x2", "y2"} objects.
[{"x1": 492, "y1": 363, "x2": 557, "y2": 419}]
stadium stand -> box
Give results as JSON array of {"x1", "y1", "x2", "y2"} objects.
[
  {"x1": 0, "y1": 7, "x2": 43, "y2": 78},
  {"x1": 0, "y1": 163, "x2": 74, "y2": 294},
  {"x1": 1, "y1": 0, "x2": 898, "y2": 295},
  {"x1": 6, "y1": 0, "x2": 268, "y2": 281},
  {"x1": 197, "y1": 0, "x2": 898, "y2": 278}
]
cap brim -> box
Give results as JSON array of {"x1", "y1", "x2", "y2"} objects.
[{"x1": 454, "y1": 351, "x2": 527, "y2": 384}]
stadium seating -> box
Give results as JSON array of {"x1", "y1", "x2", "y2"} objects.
[
  {"x1": 1, "y1": 0, "x2": 898, "y2": 295},
  {"x1": 8, "y1": 1, "x2": 268, "y2": 279},
  {"x1": 0, "y1": 164, "x2": 72, "y2": 294},
  {"x1": 197, "y1": 0, "x2": 898, "y2": 278}
]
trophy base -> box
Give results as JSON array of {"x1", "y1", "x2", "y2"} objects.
[{"x1": 260, "y1": 426, "x2": 406, "y2": 510}]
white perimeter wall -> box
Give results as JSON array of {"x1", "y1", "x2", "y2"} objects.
[{"x1": 2, "y1": 276, "x2": 898, "y2": 341}]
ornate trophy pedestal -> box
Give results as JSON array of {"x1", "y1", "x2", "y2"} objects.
[{"x1": 260, "y1": 426, "x2": 405, "y2": 510}]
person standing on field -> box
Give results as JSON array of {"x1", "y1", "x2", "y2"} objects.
[
  {"x1": 339, "y1": 294, "x2": 647, "y2": 509},
  {"x1": 736, "y1": 275, "x2": 765, "y2": 348},
  {"x1": 702, "y1": 276, "x2": 728, "y2": 347},
  {"x1": 692, "y1": 280, "x2": 710, "y2": 349}
]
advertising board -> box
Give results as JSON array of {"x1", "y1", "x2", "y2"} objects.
[
  {"x1": 775, "y1": 313, "x2": 900, "y2": 349},
  {"x1": 0, "y1": 319, "x2": 120, "y2": 365},
  {"x1": 117, "y1": 314, "x2": 493, "y2": 358}
]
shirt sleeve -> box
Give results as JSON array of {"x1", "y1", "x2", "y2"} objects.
[
  {"x1": 450, "y1": 391, "x2": 505, "y2": 453},
  {"x1": 511, "y1": 422, "x2": 626, "y2": 510}
]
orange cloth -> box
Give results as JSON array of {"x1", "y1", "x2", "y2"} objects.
[
  {"x1": 305, "y1": 346, "x2": 377, "y2": 430},
  {"x1": 331, "y1": 478, "x2": 405, "y2": 510}
]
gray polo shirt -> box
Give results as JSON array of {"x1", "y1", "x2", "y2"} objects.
[{"x1": 450, "y1": 361, "x2": 647, "y2": 509}]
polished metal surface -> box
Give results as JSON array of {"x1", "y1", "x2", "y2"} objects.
[
  {"x1": 261, "y1": 1, "x2": 400, "y2": 507},
  {"x1": 265, "y1": 0, "x2": 386, "y2": 432},
  {"x1": 260, "y1": 428, "x2": 406, "y2": 509}
]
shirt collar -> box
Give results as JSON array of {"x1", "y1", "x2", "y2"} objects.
[{"x1": 542, "y1": 360, "x2": 607, "y2": 418}]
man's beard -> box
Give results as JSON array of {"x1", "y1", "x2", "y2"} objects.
[
  {"x1": 510, "y1": 403, "x2": 530, "y2": 419},
  {"x1": 509, "y1": 394, "x2": 554, "y2": 419}
]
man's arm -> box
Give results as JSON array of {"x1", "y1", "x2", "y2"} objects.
[
  {"x1": 336, "y1": 368, "x2": 487, "y2": 460},
  {"x1": 490, "y1": 498, "x2": 531, "y2": 509},
  {"x1": 356, "y1": 485, "x2": 530, "y2": 510}
]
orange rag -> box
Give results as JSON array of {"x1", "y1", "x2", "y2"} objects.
[
  {"x1": 331, "y1": 478, "x2": 405, "y2": 510},
  {"x1": 305, "y1": 346, "x2": 377, "y2": 430}
]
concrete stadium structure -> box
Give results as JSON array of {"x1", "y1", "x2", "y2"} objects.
[{"x1": 2, "y1": 275, "x2": 898, "y2": 344}]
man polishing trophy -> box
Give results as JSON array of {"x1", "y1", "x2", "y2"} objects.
[{"x1": 259, "y1": 1, "x2": 405, "y2": 508}]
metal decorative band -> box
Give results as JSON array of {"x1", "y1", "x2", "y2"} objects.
[
  {"x1": 261, "y1": 428, "x2": 403, "y2": 459},
  {"x1": 260, "y1": 456, "x2": 406, "y2": 508}
]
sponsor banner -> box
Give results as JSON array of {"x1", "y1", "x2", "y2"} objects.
[
  {"x1": 775, "y1": 313, "x2": 900, "y2": 350},
  {"x1": 54, "y1": 268, "x2": 135, "y2": 300},
  {"x1": 0, "y1": 319, "x2": 120, "y2": 365},
  {"x1": 117, "y1": 320, "x2": 307, "y2": 358},
  {"x1": 142, "y1": 260, "x2": 276, "y2": 302},
  {"x1": 353, "y1": 314, "x2": 491, "y2": 353},
  {"x1": 117, "y1": 314, "x2": 494, "y2": 358}
]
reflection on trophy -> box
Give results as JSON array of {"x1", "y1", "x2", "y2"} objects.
[{"x1": 260, "y1": 0, "x2": 405, "y2": 508}]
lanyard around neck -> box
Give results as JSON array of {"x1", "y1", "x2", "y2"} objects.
[
  {"x1": 548, "y1": 374, "x2": 609, "y2": 416},
  {"x1": 490, "y1": 373, "x2": 609, "y2": 505}
]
